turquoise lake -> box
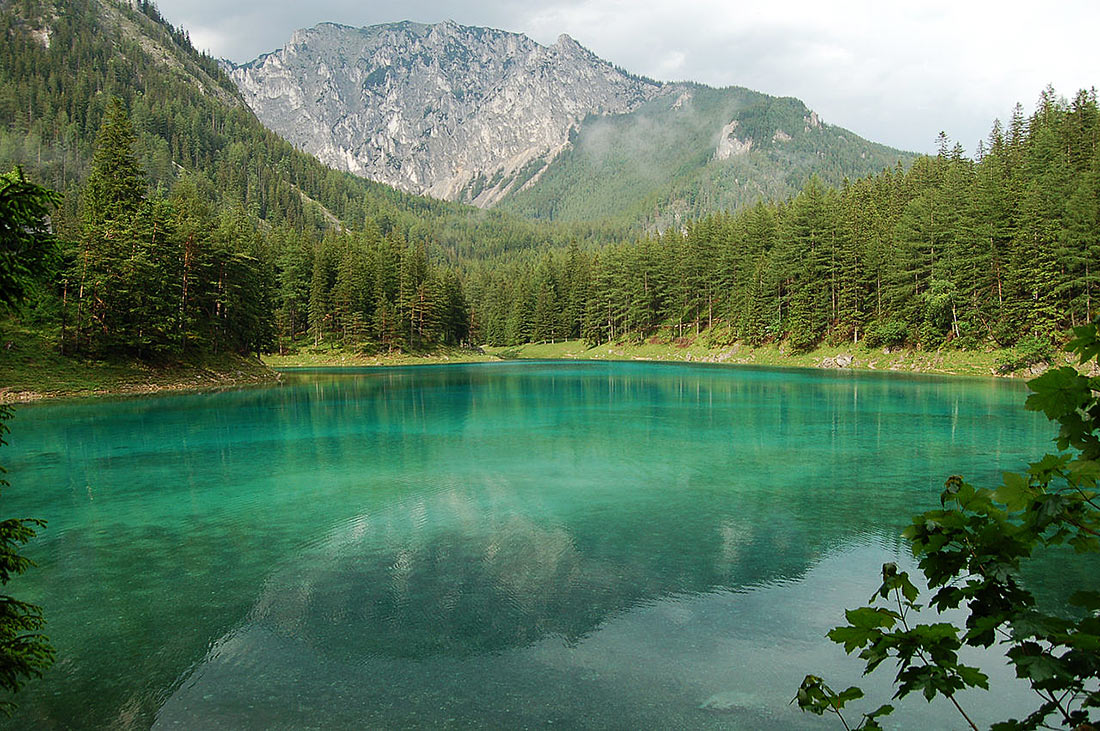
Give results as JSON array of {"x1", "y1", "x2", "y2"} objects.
[{"x1": 0, "y1": 361, "x2": 1075, "y2": 728}]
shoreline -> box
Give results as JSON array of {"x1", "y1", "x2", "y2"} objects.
[
  {"x1": 484, "y1": 339, "x2": 1055, "y2": 379},
  {"x1": 266, "y1": 339, "x2": 1064, "y2": 379},
  {"x1": 0, "y1": 354, "x2": 280, "y2": 404},
  {"x1": 5, "y1": 339, "x2": 1079, "y2": 403},
  {"x1": 261, "y1": 345, "x2": 499, "y2": 370}
]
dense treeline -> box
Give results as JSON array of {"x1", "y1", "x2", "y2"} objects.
[
  {"x1": 471, "y1": 88, "x2": 1100, "y2": 350},
  {"x1": 65, "y1": 98, "x2": 273, "y2": 356},
  {"x1": 50, "y1": 98, "x2": 470, "y2": 359},
  {"x1": 40, "y1": 86, "x2": 1100, "y2": 362},
  {"x1": 270, "y1": 225, "x2": 470, "y2": 354}
]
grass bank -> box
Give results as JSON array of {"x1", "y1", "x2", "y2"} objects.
[
  {"x1": 4, "y1": 323, "x2": 1073, "y2": 403},
  {"x1": 484, "y1": 338, "x2": 1069, "y2": 378},
  {"x1": 0, "y1": 320, "x2": 278, "y2": 403},
  {"x1": 263, "y1": 344, "x2": 499, "y2": 369}
]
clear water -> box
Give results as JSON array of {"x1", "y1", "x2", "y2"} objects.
[{"x1": 0, "y1": 362, "x2": 1071, "y2": 728}]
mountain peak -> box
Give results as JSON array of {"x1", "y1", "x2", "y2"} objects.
[{"x1": 230, "y1": 21, "x2": 662, "y2": 204}]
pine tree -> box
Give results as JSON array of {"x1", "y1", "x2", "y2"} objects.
[
  {"x1": 440, "y1": 269, "x2": 469, "y2": 345},
  {"x1": 561, "y1": 239, "x2": 586, "y2": 339},
  {"x1": 73, "y1": 97, "x2": 150, "y2": 354},
  {"x1": 308, "y1": 241, "x2": 331, "y2": 347},
  {"x1": 398, "y1": 240, "x2": 430, "y2": 349},
  {"x1": 81, "y1": 97, "x2": 144, "y2": 223},
  {"x1": 531, "y1": 257, "x2": 559, "y2": 343},
  {"x1": 783, "y1": 177, "x2": 835, "y2": 350},
  {"x1": 169, "y1": 175, "x2": 214, "y2": 352}
]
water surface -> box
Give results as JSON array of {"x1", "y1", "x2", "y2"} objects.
[{"x1": 1, "y1": 362, "x2": 1067, "y2": 728}]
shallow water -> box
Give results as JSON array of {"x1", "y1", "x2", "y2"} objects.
[{"x1": 0, "y1": 362, "x2": 1070, "y2": 728}]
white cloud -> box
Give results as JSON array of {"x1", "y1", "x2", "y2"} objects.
[{"x1": 155, "y1": 0, "x2": 1100, "y2": 153}]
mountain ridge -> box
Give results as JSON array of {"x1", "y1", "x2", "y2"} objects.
[
  {"x1": 228, "y1": 19, "x2": 914, "y2": 221},
  {"x1": 227, "y1": 19, "x2": 662, "y2": 206}
]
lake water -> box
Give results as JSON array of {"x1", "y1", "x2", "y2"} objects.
[{"x1": 0, "y1": 362, "x2": 1071, "y2": 728}]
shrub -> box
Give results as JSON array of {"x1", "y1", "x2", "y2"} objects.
[
  {"x1": 996, "y1": 335, "x2": 1054, "y2": 374},
  {"x1": 863, "y1": 321, "x2": 908, "y2": 349}
]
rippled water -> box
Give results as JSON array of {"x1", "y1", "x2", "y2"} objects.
[{"x1": 0, "y1": 362, "x2": 1069, "y2": 728}]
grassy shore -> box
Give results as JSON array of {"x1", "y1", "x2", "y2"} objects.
[
  {"x1": 484, "y1": 338, "x2": 1068, "y2": 378},
  {"x1": 266, "y1": 335, "x2": 1068, "y2": 379},
  {"x1": 0, "y1": 321, "x2": 278, "y2": 403},
  {"x1": 2, "y1": 322, "x2": 1075, "y2": 403},
  {"x1": 262, "y1": 344, "x2": 499, "y2": 368}
]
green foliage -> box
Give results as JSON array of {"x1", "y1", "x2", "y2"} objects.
[
  {"x1": 863, "y1": 321, "x2": 909, "y2": 349},
  {"x1": 796, "y1": 675, "x2": 893, "y2": 731},
  {"x1": 66, "y1": 100, "x2": 274, "y2": 358},
  {"x1": 0, "y1": 406, "x2": 55, "y2": 716},
  {"x1": 996, "y1": 335, "x2": 1055, "y2": 374},
  {"x1": 0, "y1": 167, "x2": 60, "y2": 308},
  {"x1": 796, "y1": 320, "x2": 1100, "y2": 730}
]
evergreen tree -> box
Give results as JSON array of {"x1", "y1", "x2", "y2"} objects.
[{"x1": 73, "y1": 97, "x2": 149, "y2": 353}]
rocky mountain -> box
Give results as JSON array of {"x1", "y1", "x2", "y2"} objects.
[
  {"x1": 228, "y1": 21, "x2": 661, "y2": 205},
  {"x1": 229, "y1": 20, "x2": 914, "y2": 222}
]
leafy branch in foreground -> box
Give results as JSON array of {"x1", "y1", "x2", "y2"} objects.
[{"x1": 796, "y1": 319, "x2": 1100, "y2": 730}]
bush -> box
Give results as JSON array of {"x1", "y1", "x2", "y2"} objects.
[
  {"x1": 996, "y1": 335, "x2": 1054, "y2": 374},
  {"x1": 0, "y1": 405, "x2": 56, "y2": 714},
  {"x1": 863, "y1": 321, "x2": 908, "y2": 349}
]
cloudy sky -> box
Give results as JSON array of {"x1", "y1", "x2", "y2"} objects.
[{"x1": 157, "y1": 0, "x2": 1098, "y2": 154}]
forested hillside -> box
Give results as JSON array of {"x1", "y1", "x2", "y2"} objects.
[
  {"x1": 497, "y1": 83, "x2": 910, "y2": 228},
  {"x1": 471, "y1": 89, "x2": 1099, "y2": 351}
]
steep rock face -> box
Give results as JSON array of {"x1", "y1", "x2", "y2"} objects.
[{"x1": 229, "y1": 21, "x2": 661, "y2": 205}]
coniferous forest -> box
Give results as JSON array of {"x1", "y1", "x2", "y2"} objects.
[
  {"x1": 471, "y1": 91, "x2": 1100, "y2": 351},
  {"x1": 0, "y1": 0, "x2": 1097, "y2": 365}
]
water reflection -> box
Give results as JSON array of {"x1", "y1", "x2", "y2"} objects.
[
  {"x1": 154, "y1": 538, "x2": 1037, "y2": 729},
  {"x1": 1, "y1": 362, "x2": 1056, "y2": 728}
]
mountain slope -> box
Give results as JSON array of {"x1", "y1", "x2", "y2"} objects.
[
  {"x1": 228, "y1": 21, "x2": 661, "y2": 205},
  {"x1": 229, "y1": 20, "x2": 913, "y2": 223},
  {"x1": 497, "y1": 83, "x2": 911, "y2": 226}
]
